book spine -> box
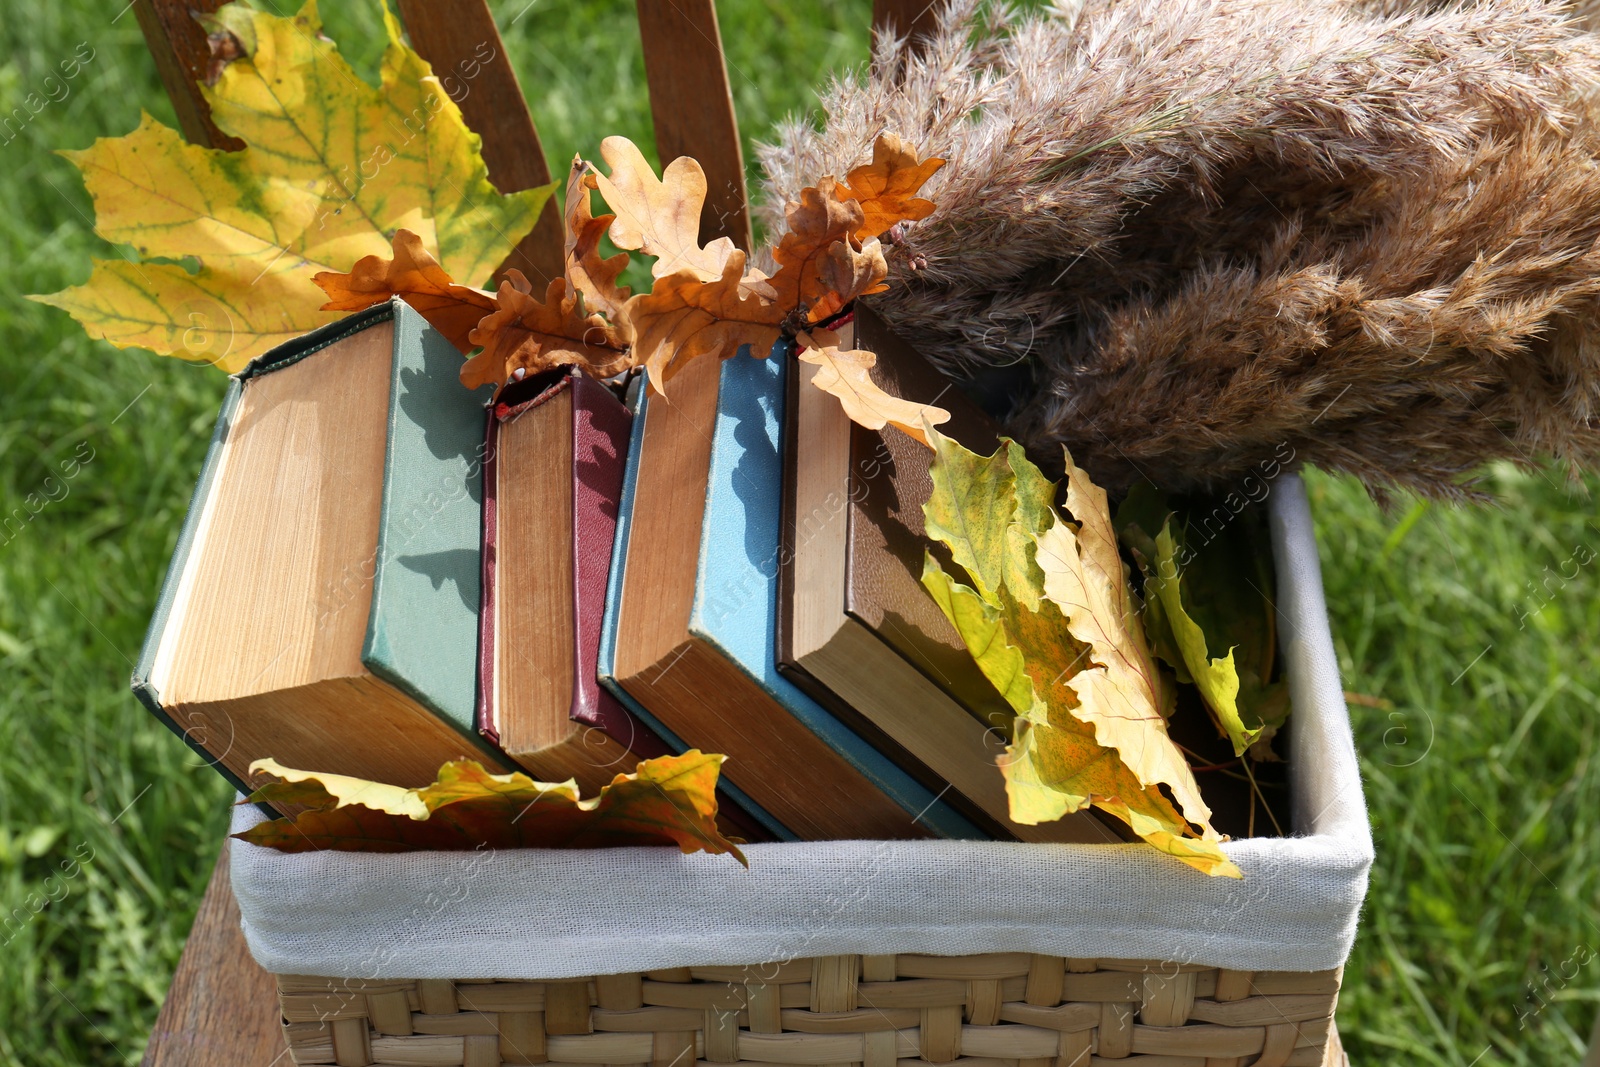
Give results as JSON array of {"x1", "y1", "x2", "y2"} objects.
[
  {"x1": 476, "y1": 401, "x2": 502, "y2": 747},
  {"x1": 476, "y1": 367, "x2": 571, "y2": 750},
  {"x1": 775, "y1": 346, "x2": 964, "y2": 815},
  {"x1": 363, "y1": 300, "x2": 504, "y2": 764},
  {"x1": 691, "y1": 344, "x2": 986, "y2": 841},
  {"x1": 238, "y1": 300, "x2": 396, "y2": 382},
  {"x1": 597, "y1": 384, "x2": 798, "y2": 843},
  {"x1": 568, "y1": 373, "x2": 658, "y2": 754},
  {"x1": 130, "y1": 377, "x2": 258, "y2": 801}
]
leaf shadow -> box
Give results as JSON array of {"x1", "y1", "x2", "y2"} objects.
[{"x1": 395, "y1": 548, "x2": 479, "y2": 613}]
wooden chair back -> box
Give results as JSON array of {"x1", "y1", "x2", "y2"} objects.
[{"x1": 131, "y1": 0, "x2": 942, "y2": 285}]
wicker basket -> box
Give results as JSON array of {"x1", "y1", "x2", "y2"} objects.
[
  {"x1": 242, "y1": 479, "x2": 1362, "y2": 1067},
  {"x1": 274, "y1": 953, "x2": 1346, "y2": 1067}
]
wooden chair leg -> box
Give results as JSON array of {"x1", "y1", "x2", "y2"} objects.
[
  {"x1": 635, "y1": 0, "x2": 752, "y2": 254},
  {"x1": 141, "y1": 841, "x2": 286, "y2": 1066}
]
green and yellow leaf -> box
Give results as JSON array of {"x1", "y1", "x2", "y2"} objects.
[
  {"x1": 919, "y1": 427, "x2": 1237, "y2": 877},
  {"x1": 923, "y1": 555, "x2": 1239, "y2": 877},
  {"x1": 30, "y1": 0, "x2": 554, "y2": 370},
  {"x1": 1119, "y1": 491, "x2": 1290, "y2": 758},
  {"x1": 921, "y1": 429, "x2": 1021, "y2": 602},
  {"x1": 236, "y1": 753, "x2": 747, "y2": 863},
  {"x1": 1146, "y1": 521, "x2": 1256, "y2": 755},
  {"x1": 1033, "y1": 452, "x2": 1215, "y2": 833}
]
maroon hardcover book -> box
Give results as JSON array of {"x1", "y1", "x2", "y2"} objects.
[{"x1": 478, "y1": 369, "x2": 770, "y2": 841}]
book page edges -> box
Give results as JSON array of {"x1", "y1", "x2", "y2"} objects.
[{"x1": 136, "y1": 377, "x2": 253, "y2": 797}]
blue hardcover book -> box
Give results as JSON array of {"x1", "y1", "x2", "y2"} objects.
[
  {"x1": 598, "y1": 343, "x2": 983, "y2": 840},
  {"x1": 596, "y1": 381, "x2": 794, "y2": 842}
]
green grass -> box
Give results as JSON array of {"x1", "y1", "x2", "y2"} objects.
[
  {"x1": 1313, "y1": 461, "x2": 1600, "y2": 1063},
  {"x1": 0, "y1": 1, "x2": 1596, "y2": 1063}
]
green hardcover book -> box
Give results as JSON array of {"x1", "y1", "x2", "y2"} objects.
[{"x1": 132, "y1": 300, "x2": 506, "y2": 800}]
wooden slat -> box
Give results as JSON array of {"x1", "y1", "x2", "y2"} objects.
[
  {"x1": 634, "y1": 0, "x2": 751, "y2": 253},
  {"x1": 140, "y1": 843, "x2": 287, "y2": 1066},
  {"x1": 131, "y1": 0, "x2": 241, "y2": 149},
  {"x1": 871, "y1": 0, "x2": 946, "y2": 58},
  {"x1": 394, "y1": 0, "x2": 564, "y2": 289}
]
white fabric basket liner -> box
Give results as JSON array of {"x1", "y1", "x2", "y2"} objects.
[{"x1": 231, "y1": 474, "x2": 1371, "y2": 979}]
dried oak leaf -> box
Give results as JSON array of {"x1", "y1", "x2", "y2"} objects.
[
  {"x1": 769, "y1": 185, "x2": 888, "y2": 322},
  {"x1": 234, "y1": 754, "x2": 747, "y2": 863},
  {"x1": 795, "y1": 330, "x2": 949, "y2": 446},
  {"x1": 591, "y1": 135, "x2": 735, "y2": 281},
  {"x1": 313, "y1": 229, "x2": 495, "y2": 352},
  {"x1": 808, "y1": 237, "x2": 890, "y2": 324},
  {"x1": 1032, "y1": 449, "x2": 1216, "y2": 834},
  {"x1": 30, "y1": 0, "x2": 552, "y2": 370},
  {"x1": 833, "y1": 133, "x2": 945, "y2": 240},
  {"x1": 463, "y1": 271, "x2": 628, "y2": 389},
  {"x1": 564, "y1": 156, "x2": 630, "y2": 319},
  {"x1": 619, "y1": 251, "x2": 783, "y2": 389}
]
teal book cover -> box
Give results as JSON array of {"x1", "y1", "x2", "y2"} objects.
[{"x1": 362, "y1": 300, "x2": 494, "y2": 736}]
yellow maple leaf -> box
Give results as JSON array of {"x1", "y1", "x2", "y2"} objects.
[
  {"x1": 238, "y1": 753, "x2": 746, "y2": 862},
  {"x1": 1034, "y1": 451, "x2": 1215, "y2": 834},
  {"x1": 920, "y1": 429, "x2": 1238, "y2": 876},
  {"x1": 30, "y1": 0, "x2": 554, "y2": 371}
]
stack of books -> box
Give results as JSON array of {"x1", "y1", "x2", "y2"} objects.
[{"x1": 136, "y1": 298, "x2": 1118, "y2": 844}]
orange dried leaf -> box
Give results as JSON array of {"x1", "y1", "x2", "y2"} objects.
[
  {"x1": 590, "y1": 136, "x2": 734, "y2": 281},
  {"x1": 462, "y1": 272, "x2": 629, "y2": 390},
  {"x1": 620, "y1": 251, "x2": 784, "y2": 390},
  {"x1": 833, "y1": 133, "x2": 945, "y2": 240},
  {"x1": 234, "y1": 754, "x2": 747, "y2": 863},
  {"x1": 795, "y1": 338, "x2": 950, "y2": 446},
  {"x1": 768, "y1": 185, "x2": 869, "y2": 315},
  {"x1": 313, "y1": 229, "x2": 496, "y2": 353},
  {"x1": 768, "y1": 185, "x2": 888, "y2": 322},
  {"x1": 564, "y1": 156, "x2": 631, "y2": 318},
  {"x1": 809, "y1": 238, "x2": 890, "y2": 323}
]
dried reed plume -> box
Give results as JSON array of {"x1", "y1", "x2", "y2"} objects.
[{"x1": 758, "y1": 0, "x2": 1600, "y2": 498}]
